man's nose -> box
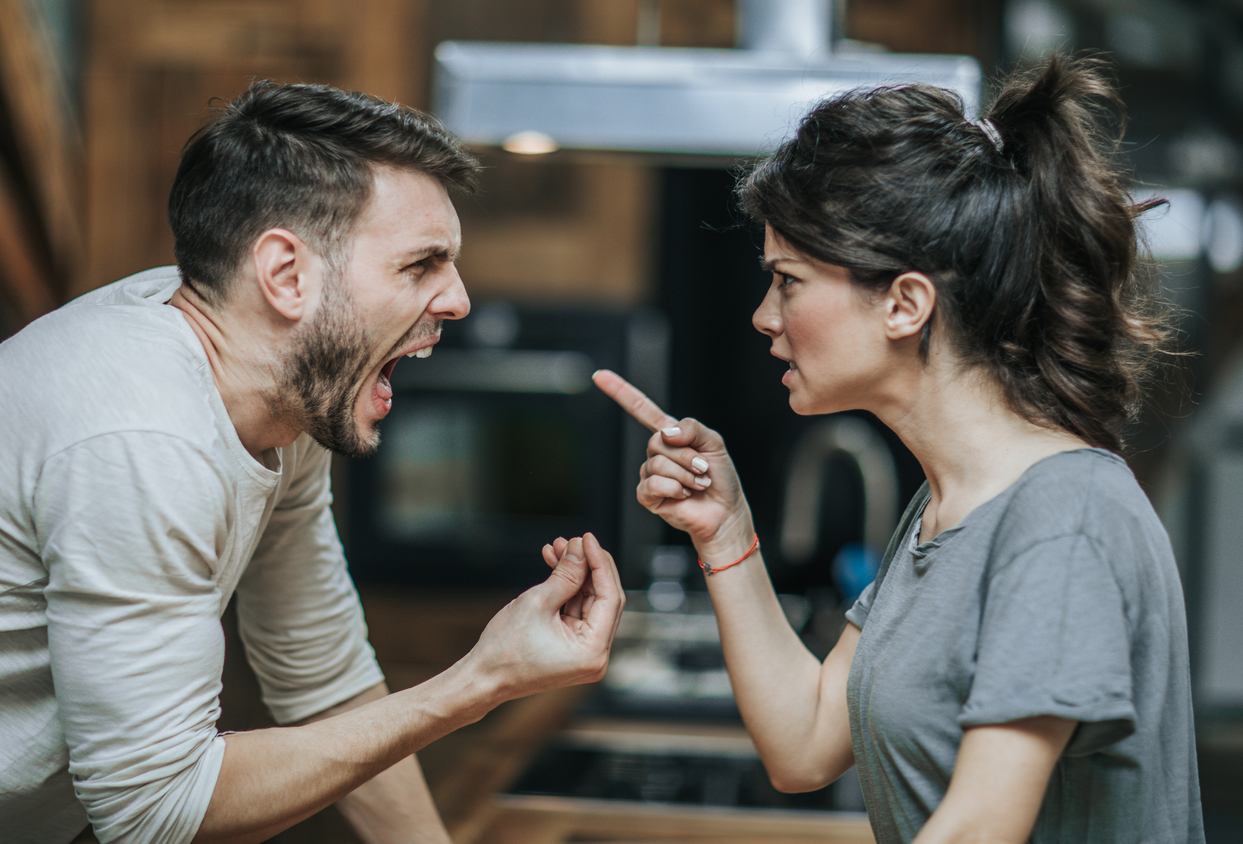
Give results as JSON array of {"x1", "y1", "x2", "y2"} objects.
[{"x1": 433, "y1": 267, "x2": 470, "y2": 321}]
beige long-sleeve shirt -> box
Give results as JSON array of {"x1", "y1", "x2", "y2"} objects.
[{"x1": 0, "y1": 268, "x2": 384, "y2": 843}]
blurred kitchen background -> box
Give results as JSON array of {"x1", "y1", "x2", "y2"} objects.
[{"x1": 2, "y1": 0, "x2": 1242, "y2": 841}]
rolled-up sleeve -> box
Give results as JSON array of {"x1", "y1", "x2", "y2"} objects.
[
  {"x1": 958, "y1": 534, "x2": 1137, "y2": 755},
  {"x1": 37, "y1": 433, "x2": 231, "y2": 843},
  {"x1": 235, "y1": 437, "x2": 383, "y2": 724}
]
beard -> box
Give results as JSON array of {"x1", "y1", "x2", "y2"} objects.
[
  {"x1": 280, "y1": 275, "x2": 442, "y2": 458},
  {"x1": 281, "y1": 277, "x2": 381, "y2": 459}
]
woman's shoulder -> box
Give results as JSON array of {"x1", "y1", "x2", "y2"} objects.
[
  {"x1": 991, "y1": 447, "x2": 1169, "y2": 564},
  {"x1": 1010, "y1": 446, "x2": 1136, "y2": 503}
]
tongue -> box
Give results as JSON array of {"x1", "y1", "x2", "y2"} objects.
[{"x1": 376, "y1": 372, "x2": 393, "y2": 403}]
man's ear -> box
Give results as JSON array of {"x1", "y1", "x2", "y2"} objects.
[
  {"x1": 252, "y1": 228, "x2": 317, "y2": 322},
  {"x1": 883, "y1": 271, "x2": 936, "y2": 342}
]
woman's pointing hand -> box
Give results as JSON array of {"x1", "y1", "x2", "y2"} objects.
[{"x1": 591, "y1": 369, "x2": 754, "y2": 555}]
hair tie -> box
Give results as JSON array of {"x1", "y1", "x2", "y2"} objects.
[{"x1": 975, "y1": 118, "x2": 1004, "y2": 153}]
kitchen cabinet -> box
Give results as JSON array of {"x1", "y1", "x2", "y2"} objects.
[
  {"x1": 471, "y1": 718, "x2": 873, "y2": 844},
  {"x1": 477, "y1": 796, "x2": 874, "y2": 843}
]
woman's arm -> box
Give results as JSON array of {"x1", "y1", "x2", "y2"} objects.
[
  {"x1": 913, "y1": 716, "x2": 1076, "y2": 844},
  {"x1": 591, "y1": 370, "x2": 856, "y2": 791},
  {"x1": 711, "y1": 560, "x2": 860, "y2": 793}
]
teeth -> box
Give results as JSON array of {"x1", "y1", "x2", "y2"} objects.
[{"x1": 415, "y1": 347, "x2": 432, "y2": 359}]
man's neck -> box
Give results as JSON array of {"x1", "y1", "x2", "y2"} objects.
[{"x1": 166, "y1": 283, "x2": 301, "y2": 459}]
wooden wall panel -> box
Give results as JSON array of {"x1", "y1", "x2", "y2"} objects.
[
  {"x1": 445, "y1": 0, "x2": 657, "y2": 306},
  {"x1": 0, "y1": 160, "x2": 58, "y2": 323},
  {"x1": 848, "y1": 0, "x2": 989, "y2": 57},
  {"x1": 0, "y1": 0, "x2": 80, "y2": 324},
  {"x1": 659, "y1": 0, "x2": 736, "y2": 47},
  {"x1": 80, "y1": 0, "x2": 660, "y2": 307},
  {"x1": 80, "y1": 0, "x2": 433, "y2": 294}
]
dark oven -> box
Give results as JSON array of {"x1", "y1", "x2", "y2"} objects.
[{"x1": 344, "y1": 301, "x2": 667, "y2": 590}]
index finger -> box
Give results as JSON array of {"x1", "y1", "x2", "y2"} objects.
[
  {"x1": 581, "y1": 532, "x2": 625, "y2": 639},
  {"x1": 592, "y1": 369, "x2": 678, "y2": 432}
]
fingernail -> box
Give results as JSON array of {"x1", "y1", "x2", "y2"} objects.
[
  {"x1": 694, "y1": 475, "x2": 711, "y2": 488},
  {"x1": 566, "y1": 540, "x2": 584, "y2": 563},
  {"x1": 662, "y1": 426, "x2": 681, "y2": 437},
  {"x1": 691, "y1": 457, "x2": 709, "y2": 473}
]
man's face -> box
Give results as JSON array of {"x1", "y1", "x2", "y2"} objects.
[{"x1": 283, "y1": 167, "x2": 468, "y2": 457}]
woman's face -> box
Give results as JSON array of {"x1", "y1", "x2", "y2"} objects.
[{"x1": 752, "y1": 225, "x2": 891, "y2": 416}]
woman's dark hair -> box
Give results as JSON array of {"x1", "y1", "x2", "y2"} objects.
[
  {"x1": 168, "y1": 80, "x2": 481, "y2": 305},
  {"x1": 737, "y1": 54, "x2": 1172, "y2": 452}
]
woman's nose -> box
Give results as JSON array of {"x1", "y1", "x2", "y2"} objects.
[{"x1": 752, "y1": 287, "x2": 782, "y2": 337}]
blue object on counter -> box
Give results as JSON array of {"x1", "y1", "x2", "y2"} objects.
[{"x1": 832, "y1": 542, "x2": 881, "y2": 605}]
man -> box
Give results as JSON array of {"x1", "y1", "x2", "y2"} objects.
[{"x1": 0, "y1": 81, "x2": 624, "y2": 843}]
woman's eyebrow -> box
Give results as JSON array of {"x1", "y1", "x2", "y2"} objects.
[{"x1": 761, "y1": 256, "x2": 796, "y2": 272}]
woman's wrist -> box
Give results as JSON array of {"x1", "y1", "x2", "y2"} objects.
[
  {"x1": 698, "y1": 533, "x2": 760, "y2": 575},
  {"x1": 693, "y1": 516, "x2": 758, "y2": 572}
]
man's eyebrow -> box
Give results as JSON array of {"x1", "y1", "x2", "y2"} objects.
[{"x1": 401, "y1": 243, "x2": 460, "y2": 263}]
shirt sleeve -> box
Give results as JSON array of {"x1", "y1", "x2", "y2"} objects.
[
  {"x1": 845, "y1": 578, "x2": 879, "y2": 630},
  {"x1": 846, "y1": 483, "x2": 930, "y2": 631},
  {"x1": 234, "y1": 436, "x2": 384, "y2": 724},
  {"x1": 958, "y1": 533, "x2": 1137, "y2": 756},
  {"x1": 36, "y1": 433, "x2": 230, "y2": 844}
]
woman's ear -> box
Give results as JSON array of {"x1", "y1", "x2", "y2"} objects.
[{"x1": 883, "y1": 271, "x2": 936, "y2": 342}]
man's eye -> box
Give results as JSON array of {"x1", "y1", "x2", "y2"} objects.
[{"x1": 779, "y1": 273, "x2": 797, "y2": 287}]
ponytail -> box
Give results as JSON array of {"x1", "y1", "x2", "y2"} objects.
[{"x1": 738, "y1": 54, "x2": 1173, "y2": 452}]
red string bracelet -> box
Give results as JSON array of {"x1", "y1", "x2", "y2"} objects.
[{"x1": 698, "y1": 533, "x2": 760, "y2": 576}]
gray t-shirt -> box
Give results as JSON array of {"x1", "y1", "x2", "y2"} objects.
[{"x1": 845, "y1": 448, "x2": 1203, "y2": 843}]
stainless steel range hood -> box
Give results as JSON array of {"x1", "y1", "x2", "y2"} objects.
[{"x1": 433, "y1": 0, "x2": 982, "y2": 158}]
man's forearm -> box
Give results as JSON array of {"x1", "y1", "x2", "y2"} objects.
[
  {"x1": 193, "y1": 660, "x2": 497, "y2": 844},
  {"x1": 300, "y1": 683, "x2": 452, "y2": 844},
  {"x1": 335, "y1": 755, "x2": 446, "y2": 844},
  {"x1": 191, "y1": 534, "x2": 622, "y2": 844}
]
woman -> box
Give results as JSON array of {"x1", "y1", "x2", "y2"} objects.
[{"x1": 564, "y1": 55, "x2": 1203, "y2": 843}]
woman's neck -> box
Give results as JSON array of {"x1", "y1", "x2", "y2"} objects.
[{"x1": 876, "y1": 358, "x2": 1091, "y2": 543}]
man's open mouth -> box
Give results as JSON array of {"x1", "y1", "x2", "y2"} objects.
[
  {"x1": 374, "y1": 339, "x2": 438, "y2": 412},
  {"x1": 379, "y1": 356, "x2": 399, "y2": 391}
]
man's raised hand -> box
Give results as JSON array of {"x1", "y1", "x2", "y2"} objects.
[{"x1": 466, "y1": 534, "x2": 624, "y2": 701}]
